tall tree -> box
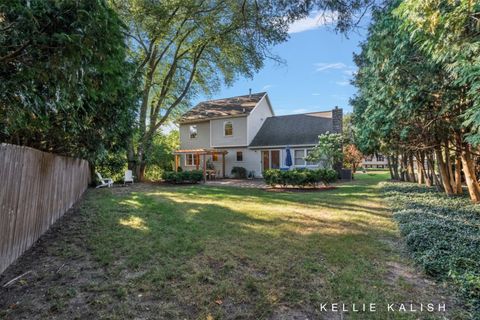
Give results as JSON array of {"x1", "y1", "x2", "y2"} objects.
[
  {"x1": 352, "y1": 1, "x2": 480, "y2": 202},
  {"x1": 0, "y1": 0, "x2": 138, "y2": 164}
]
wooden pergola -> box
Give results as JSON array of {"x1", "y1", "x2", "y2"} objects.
[{"x1": 173, "y1": 149, "x2": 228, "y2": 182}]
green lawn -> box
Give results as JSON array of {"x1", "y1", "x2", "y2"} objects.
[{"x1": 0, "y1": 172, "x2": 464, "y2": 319}]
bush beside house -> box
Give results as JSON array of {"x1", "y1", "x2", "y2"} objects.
[
  {"x1": 263, "y1": 168, "x2": 337, "y2": 188},
  {"x1": 231, "y1": 166, "x2": 247, "y2": 179},
  {"x1": 162, "y1": 170, "x2": 203, "y2": 184}
]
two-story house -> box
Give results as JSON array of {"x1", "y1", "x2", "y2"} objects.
[{"x1": 175, "y1": 92, "x2": 342, "y2": 178}]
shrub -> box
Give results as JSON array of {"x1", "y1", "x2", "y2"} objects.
[
  {"x1": 144, "y1": 165, "x2": 165, "y2": 182},
  {"x1": 162, "y1": 170, "x2": 203, "y2": 183},
  {"x1": 382, "y1": 182, "x2": 480, "y2": 316},
  {"x1": 231, "y1": 166, "x2": 247, "y2": 179},
  {"x1": 263, "y1": 168, "x2": 337, "y2": 188}
]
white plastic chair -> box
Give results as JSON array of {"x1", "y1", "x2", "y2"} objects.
[
  {"x1": 96, "y1": 172, "x2": 113, "y2": 188},
  {"x1": 124, "y1": 170, "x2": 134, "y2": 185}
]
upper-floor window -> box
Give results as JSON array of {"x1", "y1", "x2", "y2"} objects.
[
  {"x1": 236, "y1": 151, "x2": 243, "y2": 162},
  {"x1": 189, "y1": 125, "x2": 197, "y2": 139},
  {"x1": 377, "y1": 155, "x2": 384, "y2": 161},
  {"x1": 224, "y1": 121, "x2": 233, "y2": 136}
]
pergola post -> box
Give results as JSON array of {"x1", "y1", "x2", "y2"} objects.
[
  {"x1": 202, "y1": 154, "x2": 207, "y2": 182},
  {"x1": 174, "y1": 154, "x2": 179, "y2": 172},
  {"x1": 195, "y1": 152, "x2": 199, "y2": 170},
  {"x1": 222, "y1": 153, "x2": 226, "y2": 178}
]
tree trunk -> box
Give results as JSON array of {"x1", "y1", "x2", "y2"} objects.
[
  {"x1": 400, "y1": 153, "x2": 408, "y2": 181},
  {"x1": 459, "y1": 142, "x2": 480, "y2": 202},
  {"x1": 407, "y1": 153, "x2": 416, "y2": 182},
  {"x1": 455, "y1": 155, "x2": 463, "y2": 194},
  {"x1": 445, "y1": 140, "x2": 457, "y2": 193},
  {"x1": 435, "y1": 147, "x2": 454, "y2": 195},
  {"x1": 387, "y1": 155, "x2": 395, "y2": 180},
  {"x1": 392, "y1": 152, "x2": 400, "y2": 180},
  {"x1": 427, "y1": 152, "x2": 443, "y2": 192},
  {"x1": 415, "y1": 152, "x2": 426, "y2": 185}
]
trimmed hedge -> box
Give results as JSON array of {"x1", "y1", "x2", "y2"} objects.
[
  {"x1": 162, "y1": 170, "x2": 203, "y2": 184},
  {"x1": 263, "y1": 168, "x2": 337, "y2": 188},
  {"x1": 382, "y1": 182, "x2": 480, "y2": 316}
]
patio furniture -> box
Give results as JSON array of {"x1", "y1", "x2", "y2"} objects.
[
  {"x1": 96, "y1": 172, "x2": 113, "y2": 188},
  {"x1": 124, "y1": 170, "x2": 134, "y2": 185},
  {"x1": 206, "y1": 169, "x2": 216, "y2": 180}
]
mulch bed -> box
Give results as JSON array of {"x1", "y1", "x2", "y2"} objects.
[{"x1": 264, "y1": 186, "x2": 337, "y2": 193}]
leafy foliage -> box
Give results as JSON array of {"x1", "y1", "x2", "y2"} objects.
[
  {"x1": 305, "y1": 132, "x2": 343, "y2": 169},
  {"x1": 143, "y1": 131, "x2": 179, "y2": 181},
  {"x1": 351, "y1": 1, "x2": 480, "y2": 202},
  {"x1": 95, "y1": 150, "x2": 128, "y2": 183},
  {"x1": 382, "y1": 182, "x2": 480, "y2": 316},
  {"x1": 0, "y1": 0, "x2": 138, "y2": 163},
  {"x1": 343, "y1": 144, "x2": 363, "y2": 172},
  {"x1": 395, "y1": 0, "x2": 480, "y2": 146},
  {"x1": 231, "y1": 166, "x2": 247, "y2": 179},
  {"x1": 263, "y1": 168, "x2": 337, "y2": 188},
  {"x1": 162, "y1": 170, "x2": 203, "y2": 184}
]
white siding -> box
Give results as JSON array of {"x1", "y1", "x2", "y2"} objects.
[
  {"x1": 247, "y1": 96, "x2": 273, "y2": 145},
  {"x1": 179, "y1": 121, "x2": 210, "y2": 149},
  {"x1": 210, "y1": 116, "x2": 248, "y2": 147},
  {"x1": 223, "y1": 148, "x2": 262, "y2": 178}
]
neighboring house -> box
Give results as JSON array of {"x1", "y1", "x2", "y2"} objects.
[
  {"x1": 177, "y1": 92, "x2": 342, "y2": 177},
  {"x1": 361, "y1": 154, "x2": 389, "y2": 169}
]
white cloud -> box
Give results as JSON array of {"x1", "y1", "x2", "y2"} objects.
[
  {"x1": 262, "y1": 84, "x2": 274, "y2": 91},
  {"x1": 312, "y1": 93, "x2": 322, "y2": 96},
  {"x1": 288, "y1": 11, "x2": 337, "y2": 34},
  {"x1": 336, "y1": 81, "x2": 350, "y2": 86},
  {"x1": 314, "y1": 62, "x2": 348, "y2": 72}
]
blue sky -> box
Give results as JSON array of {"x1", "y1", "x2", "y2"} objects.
[{"x1": 194, "y1": 12, "x2": 368, "y2": 115}]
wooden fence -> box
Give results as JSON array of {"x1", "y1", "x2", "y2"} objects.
[{"x1": 0, "y1": 143, "x2": 90, "y2": 274}]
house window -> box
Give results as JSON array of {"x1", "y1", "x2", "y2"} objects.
[
  {"x1": 189, "y1": 125, "x2": 197, "y2": 139},
  {"x1": 236, "y1": 151, "x2": 243, "y2": 162},
  {"x1": 224, "y1": 121, "x2": 233, "y2": 136},
  {"x1": 294, "y1": 149, "x2": 305, "y2": 166},
  {"x1": 185, "y1": 153, "x2": 199, "y2": 166},
  {"x1": 212, "y1": 153, "x2": 219, "y2": 161},
  {"x1": 377, "y1": 154, "x2": 384, "y2": 162}
]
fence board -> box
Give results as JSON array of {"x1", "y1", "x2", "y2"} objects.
[{"x1": 0, "y1": 143, "x2": 90, "y2": 274}]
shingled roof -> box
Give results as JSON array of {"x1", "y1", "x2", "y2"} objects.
[
  {"x1": 249, "y1": 112, "x2": 334, "y2": 147},
  {"x1": 179, "y1": 92, "x2": 267, "y2": 123}
]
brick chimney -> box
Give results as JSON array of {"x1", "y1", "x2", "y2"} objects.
[{"x1": 332, "y1": 106, "x2": 343, "y2": 134}]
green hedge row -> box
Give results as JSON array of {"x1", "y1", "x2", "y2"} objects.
[
  {"x1": 162, "y1": 170, "x2": 203, "y2": 183},
  {"x1": 382, "y1": 182, "x2": 480, "y2": 317},
  {"x1": 263, "y1": 168, "x2": 337, "y2": 188}
]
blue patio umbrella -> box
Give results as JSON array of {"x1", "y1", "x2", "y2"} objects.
[{"x1": 285, "y1": 147, "x2": 293, "y2": 167}]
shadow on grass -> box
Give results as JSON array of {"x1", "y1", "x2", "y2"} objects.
[{"x1": 76, "y1": 182, "x2": 404, "y2": 319}]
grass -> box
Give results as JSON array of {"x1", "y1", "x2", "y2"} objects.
[{"x1": 0, "y1": 172, "x2": 465, "y2": 319}]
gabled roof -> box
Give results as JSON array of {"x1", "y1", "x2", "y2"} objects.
[
  {"x1": 249, "y1": 112, "x2": 334, "y2": 147},
  {"x1": 179, "y1": 92, "x2": 267, "y2": 123}
]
